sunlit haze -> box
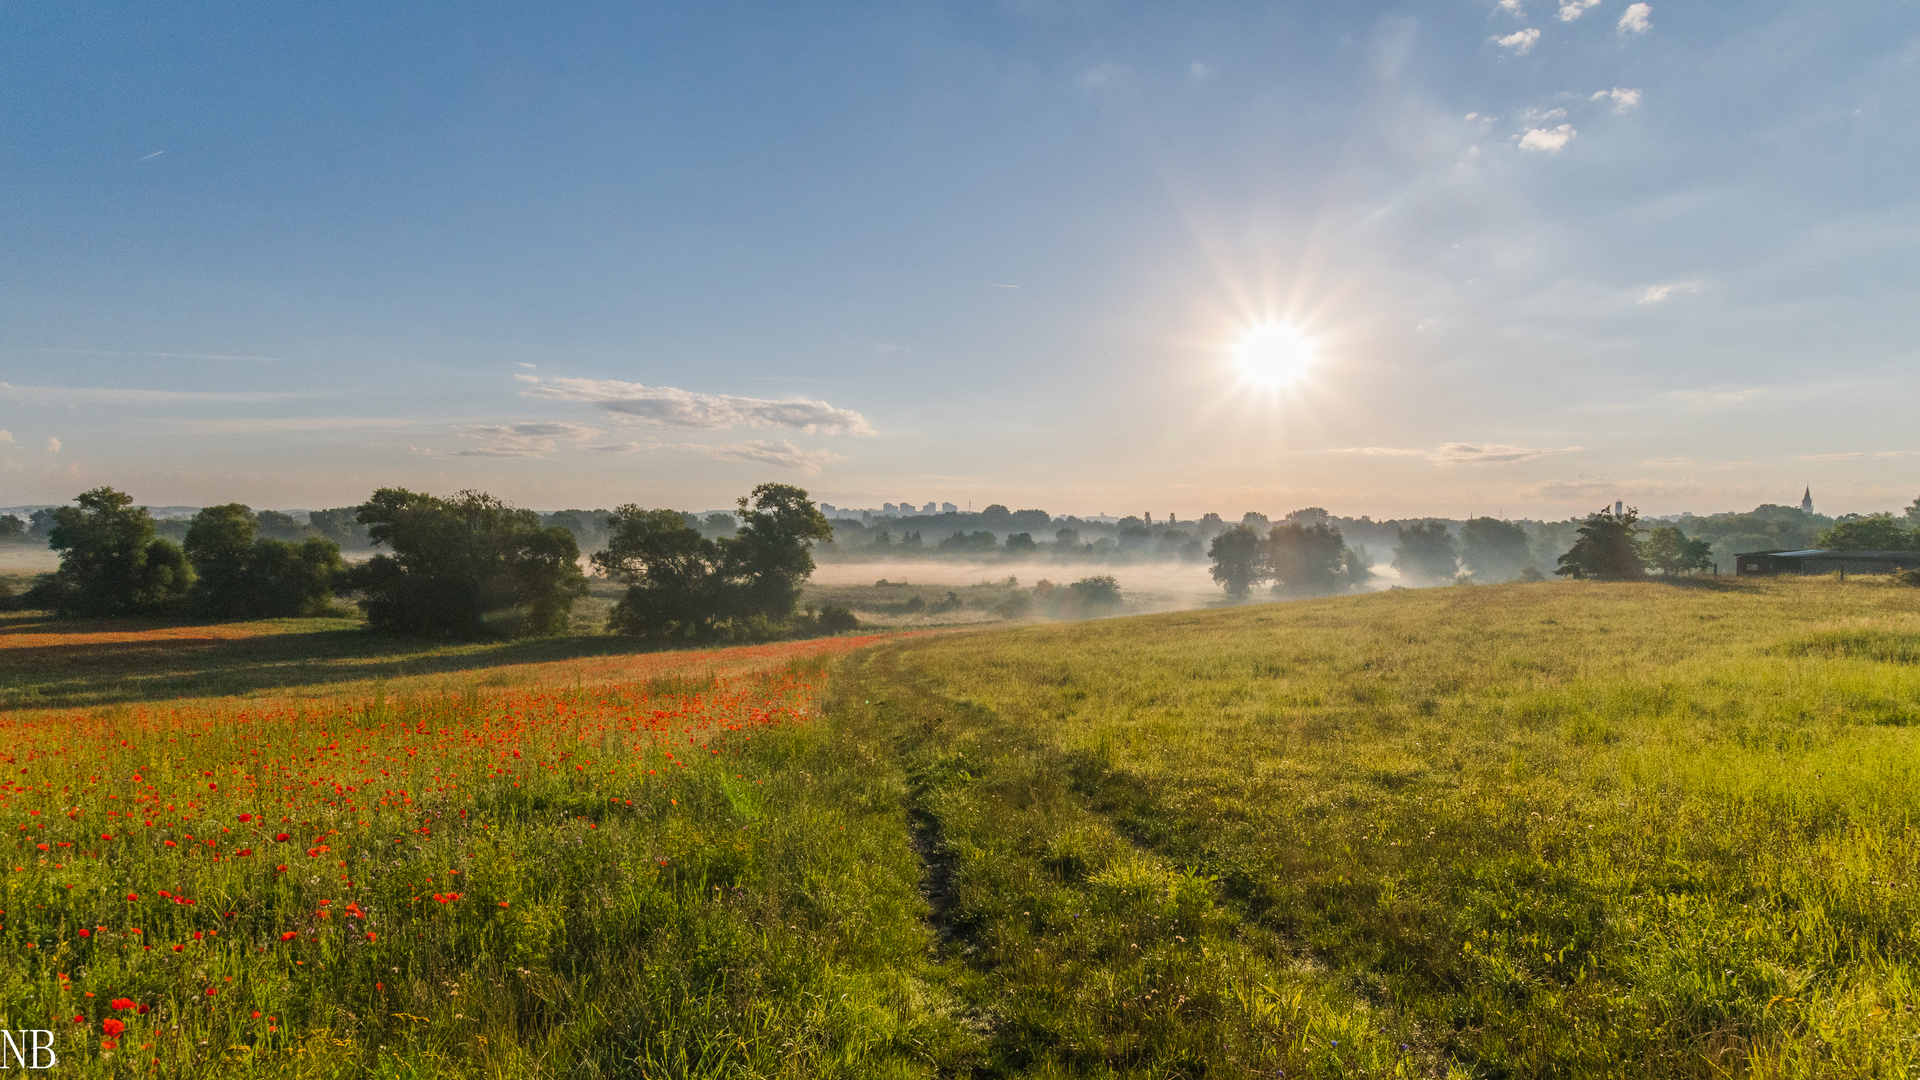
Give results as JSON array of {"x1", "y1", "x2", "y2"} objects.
[{"x1": 2, "y1": 2, "x2": 1915, "y2": 519}]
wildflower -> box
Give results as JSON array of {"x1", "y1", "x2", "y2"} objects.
[
  {"x1": 239, "y1": 813, "x2": 252, "y2": 823},
  {"x1": 499, "y1": 901, "x2": 510, "y2": 908},
  {"x1": 279, "y1": 931, "x2": 298, "y2": 942},
  {"x1": 205, "y1": 987, "x2": 217, "y2": 997},
  {"x1": 366, "y1": 932, "x2": 377, "y2": 942},
  {"x1": 251, "y1": 1011, "x2": 262, "y2": 1019},
  {"x1": 102, "y1": 1018, "x2": 125, "y2": 1037},
  {"x1": 110, "y1": 998, "x2": 135, "y2": 1011},
  {"x1": 274, "y1": 833, "x2": 290, "y2": 843},
  {"x1": 125, "y1": 893, "x2": 138, "y2": 901},
  {"x1": 78, "y1": 929, "x2": 90, "y2": 938}
]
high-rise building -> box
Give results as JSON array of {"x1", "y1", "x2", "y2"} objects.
[{"x1": 922, "y1": 501, "x2": 936, "y2": 513}]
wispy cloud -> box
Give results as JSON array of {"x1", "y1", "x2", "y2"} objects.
[
  {"x1": 1518, "y1": 124, "x2": 1576, "y2": 152},
  {"x1": 1491, "y1": 27, "x2": 1541, "y2": 54},
  {"x1": 1638, "y1": 281, "x2": 1699, "y2": 304},
  {"x1": 134, "y1": 150, "x2": 164, "y2": 162},
  {"x1": 581, "y1": 438, "x2": 841, "y2": 474},
  {"x1": 0, "y1": 430, "x2": 12, "y2": 445},
  {"x1": 1496, "y1": 0, "x2": 1525, "y2": 13},
  {"x1": 0, "y1": 347, "x2": 291, "y2": 363},
  {"x1": 45, "y1": 437, "x2": 61, "y2": 453},
  {"x1": 1801, "y1": 450, "x2": 1917, "y2": 461},
  {"x1": 1592, "y1": 87, "x2": 1642, "y2": 112},
  {"x1": 1557, "y1": 0, "x2": 1600, "y2": 21},
  {"x1": 0, "y1": 382, "x2": 306, "y2": 403},
  {"x1": 1617, "y1": 3, "x2": 1651, "y2": 33},
  {"x1": 520, "y1": 376, "x2": 874, "y2": 436},
  {"x1": 443, "y1": 422, "x2": 603, "y2": 457},
  {"x1": 1336, "y1": 442, "x2": 1581, "y2": 464}
]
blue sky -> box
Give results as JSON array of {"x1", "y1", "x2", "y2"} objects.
[{"x1": 2, "y1": 1, "x2": 1915, "y2": 518}]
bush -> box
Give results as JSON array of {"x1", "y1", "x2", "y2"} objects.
[{"x1": 816, "y1": 605, "x2": 860, "y2": 634}]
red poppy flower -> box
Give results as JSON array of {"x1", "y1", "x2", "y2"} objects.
[
  {"x1": 239, "y1": 813, "x2": 253, "y2": 823},
  {"x1": 110, "y1": 998, "x2": 134, "y2": 1011},
  {"x1": 274, "y1": 833, "x2": 290, "y2": 843},
  {"x1": 102, "y1": 1018, "x2": 125, "y2": 1037},
  {"x1": 125, "y1": 893, "x2": 138, "y2": 902},
  {"x1": 279, "y1": 931, "x2": 298, "y2": 941},
  {"x1": 78, "y1": 929, "x2": 90, "y2": 938},
  {"x1": 204, "y1": 987, "x2": 217, "y2": 997}
]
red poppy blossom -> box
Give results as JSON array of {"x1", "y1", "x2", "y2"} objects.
[
  {"x1": 279, "y1": 931, "x2": 298, "y2": 941},
  {"x1": 274, "y1": 833, "x2": 290, "y2": 843},
  {"x1": 102, "y1": 1018, "x2": 125, "y2": 1037}
]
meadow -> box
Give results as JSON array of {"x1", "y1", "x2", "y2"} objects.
[{"x1": 1, "y1": 575, "x2": 1917, "y2": 1077}]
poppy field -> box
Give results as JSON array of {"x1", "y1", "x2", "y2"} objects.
[{"x1": 0, "y1": 627, "x2": 952, "y2": 1077}]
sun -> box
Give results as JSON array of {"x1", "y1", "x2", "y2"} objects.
[{"x1": 1231, "y1": 323, "x2": 1316, "y2": 388}]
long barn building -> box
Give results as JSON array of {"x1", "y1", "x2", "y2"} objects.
[{"x1": 1734, "y1": 549, "x2": 1919, "y2": 576}]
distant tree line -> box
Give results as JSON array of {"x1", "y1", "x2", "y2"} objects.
[{"x1": 13, "y1": 483, "x2": 854, "y2": 643}]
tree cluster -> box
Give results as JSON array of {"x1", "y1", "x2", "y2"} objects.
[
  {"x1": 592, "y1": 483, "x2": 838, "y2": 641},
  {"x1": 1208, "y1": 519, "x2": 1370, "y2": 600},
  {"x1": 1554, "y1": 506, "x2": 1713, "y2": 579}
]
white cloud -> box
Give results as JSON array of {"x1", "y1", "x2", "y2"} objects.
[
  {"x1": 445, "y1": 421, "x2": 602, "y2": 457},
  {"x1": 1521, "y1": 106, "x2": 1567, "y2": 121},
  {"x1": 1592, "y1": 87, "x2": 1642, "y2": 112},
  {"x1": 1618, "y1": 3, "x2": 1651, "y2": 33},
  {"x1": 1497, "y1": 0, "x2": 1524, "y2": 13},
  {"x1": 520, "y1": 377, "x2": 875, "y2": 436},
  {"x1": 45, "y1": 437, "x2": 61, "y2": 453},
  {"x1": 0, "y1": 430, "x2": 11, "y2": 444},
  {"x1": 1802, "y1": 450, "x2": 1917, "y2": 461},
  {"x1": 1518, "y1": 124, "x2": 1576, "y2": 152},
  {"x1": 1639, "y1": 281, "x2": 1699, "y2": 303},
  {"x1": 1557, "y1": 0, "x2": 1600, "y2": 21},
  {"x1": 1335, "y1": 442, "x2": 1581, "y2": 464},
  {"x1": 1491, "y1": 27, "x2": 1541, "y2": 54}
]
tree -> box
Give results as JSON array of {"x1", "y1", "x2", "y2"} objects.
[
  {"x1": 308, "y1": 508, "x2": 371, "y2": 549},
  {"x1": 1266, "y1": 521, "x2": 1348, "y2": 597},
  {"x1": 1004, "y1": 532, "x2": 1038, "y2": 554},
  {"x1": 32, "y1": 487, "x2": 193, "y2": 616},
  {"x1": 1643, "y1": 525, "x2": 1714, "y2": 577},
  {"x1": 1555, "y1": 506, "x2": 1646, "y2": 580},
  {"x1": 351, "y1": 489, "x2": 587, "y2": 638},
  {"x1": 1209, "y1": 523, "x2": 1265, "y2": 599},
  {"x1": 1459, "y1": 517, "x2": 1535, "y2": 582},
  {"x1": 0, "y1": 514, "x2": 23, "y2": 542},
  {"x1": 1392, "y1": 522, "x2": 1459, "y2": 585},
  {"x1": 184, "y1": 504, "x2": 344, "y2": 618},
  {"x1": 254, "y1": 510, "x2": 314, "y2": 542},
  {"x1": 594, "y1": 506, "x2": 727, "y2": 638},
  {"x1": 1905, "y1": 497, "x2": 1920, "y2": 527},
  {"x1": 718, "y1": 483, "x2": 833, "y2": 623},
  {"x1": 1819, "y1": 513, "x2": 1917, "y2": 551}
]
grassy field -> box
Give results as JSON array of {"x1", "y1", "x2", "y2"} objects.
[{"x1": 2, "y1": 576, "x2": 1917, "y2": 1077}]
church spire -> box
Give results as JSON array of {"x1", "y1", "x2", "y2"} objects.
[{"x1": 1801, "y1": 486, "x2": 1814, "y2": 513}]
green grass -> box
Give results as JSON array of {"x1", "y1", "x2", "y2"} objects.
[
  {"x1": 4, "y1": 576, "x2": 1919, "y2": 1076},
  {"x1": 841, "y1": 576, "x2": 1920, "y2": 1077}
]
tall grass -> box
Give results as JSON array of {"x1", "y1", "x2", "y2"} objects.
[{"x1": 857, "y1": 577, "x2": 1920, "y2": 1077}]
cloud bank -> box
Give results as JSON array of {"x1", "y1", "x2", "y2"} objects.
[{"x1": 518, "y1": 376, "x2": 874, "y2": 436}]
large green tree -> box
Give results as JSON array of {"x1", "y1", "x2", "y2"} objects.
[
  {"x1": 1819, "y1": 513, "x2": 1917, "y2": 551},
  {"x1": 1392, "y1": 521, "x2": 1459, "y2": 585},
  {"x1": 718, "y1": 483, "x2": 833, "y2": 623},
  {"x1": 593, "y1": 506, "x2": 727, "y2": 638},
  {"x1": 1208, "y1": 523, "x2": 1265, "y2": 599},
  {"x1": 1266, "y1": 521, "x2": 1349, "y2": 597},
  {"x1": 184, "y1": 503, "x2": 345, "y2": 618},
  {"x1": 1555, "y1": 506, "x2": 1647, "y2": 580},
  {"x1": 33, "y1": 487, "x2": 193, "y2": 616},
  {"x1": 351, "y1": 489, "x2": 587, "y2": 638},
  {"x1": 1459, "y1": 517, "x2": 1535, "y2": 582},
  {"x1": 1643, "y1": 525, "x2": 1715, "y2": 576}
]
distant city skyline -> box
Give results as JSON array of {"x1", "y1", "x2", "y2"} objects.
[{"x1": 2, "y1": 2, "x2": 1915, "y2": 518}]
